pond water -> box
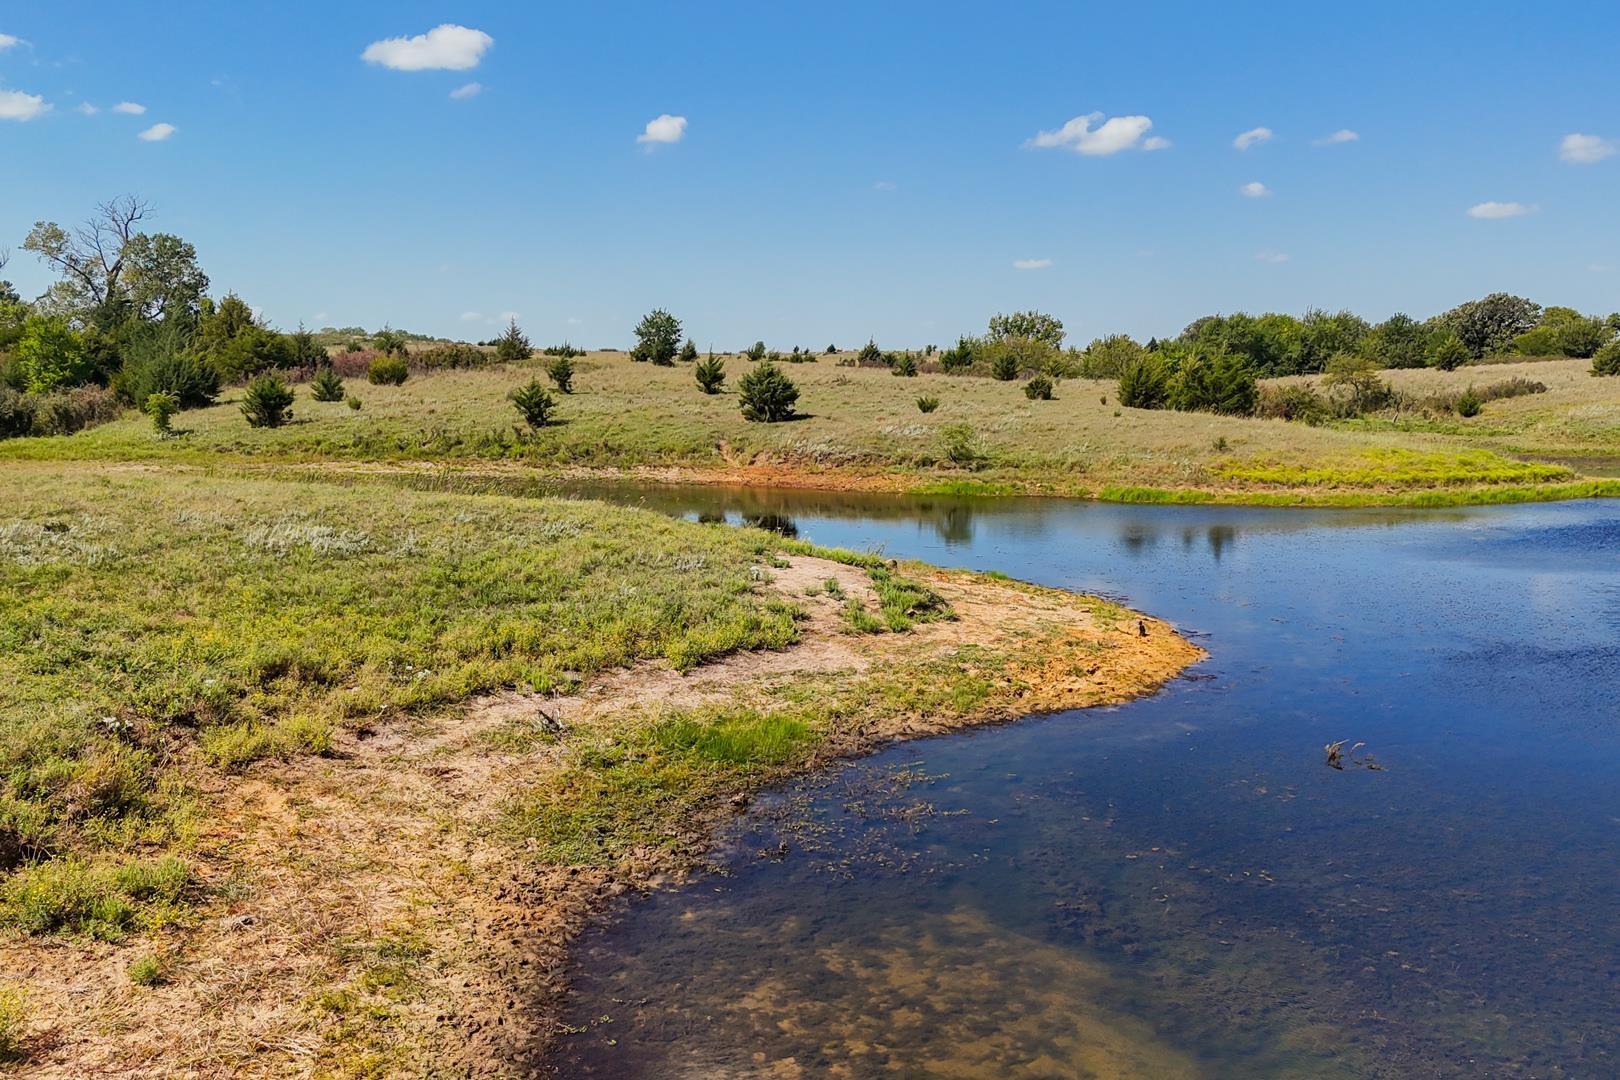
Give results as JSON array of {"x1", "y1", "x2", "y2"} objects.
[{"x1": 548, "y1": 484, "x2": 1620, "y2": 1078}]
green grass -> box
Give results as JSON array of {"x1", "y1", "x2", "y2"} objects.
[
  {"x1": 0, "y1": 985, "x2": 23, "y2": 1063},
  {"x1": 0, "y1": 461, "x2": 808, "y2": 935},
  {"x1": 126, "y1": 950, "x2": 174, "y2": 987},
  {"x1": 867, "y1": 566, "x2": 953, "y2": 631},
  {"x1": 1213, "y1": 447, "x2": 1572, "y2": 488}
]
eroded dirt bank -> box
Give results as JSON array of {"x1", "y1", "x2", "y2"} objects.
[{"x1": 2, "y1": 555, "x2": 1201, "y2": 1078}]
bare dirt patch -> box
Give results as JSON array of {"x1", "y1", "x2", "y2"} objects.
[{"x1": 0, "y1": 556, "x2": 1200, "y2": 1078}]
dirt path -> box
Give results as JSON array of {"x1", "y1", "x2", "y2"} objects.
[{"x1": 2, "y1": 556, "x2": 1201, "y2": 1077}]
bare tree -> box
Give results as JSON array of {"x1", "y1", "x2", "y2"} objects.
[{"x1": 23, "y1": 195, "x2": 154, "y2": 311}]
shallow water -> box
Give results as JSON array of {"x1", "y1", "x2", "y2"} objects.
[{"x1": 549, "y1": 485, "x2": 1620, "y2": 1078}]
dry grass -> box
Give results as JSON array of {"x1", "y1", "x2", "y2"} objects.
[{"x1": 4, "y1": 353, "x2": 1616, "y2": 500}]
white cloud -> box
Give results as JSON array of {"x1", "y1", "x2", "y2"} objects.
[
  {"x1": 636, "y1": 113, "x2": 687, "y2": 145},
  {"x1": 75, "y1": 102, "x2": 99, "y2": 115},
  {"x1": 1560, "y1": 133, "x2": 1616, "y2": 165},
  {"x1": 1240, "y1": 181, "x2": 1272, "y2": 198},
  {"x1": 873, "y1": 179, "x2": 897, "y2": 191},
  {"x1": 1588, "y1": 263, "x2": 1613, "y2": 274},
  {"x1": 137, "y1": 122, "x2": 176, "y2": 142},
  {"x1": 498, "y1": 311, "x2": 521, "y2": 323},
  {"x1": 1233, "y1": 126, "x2": 1273, "y2": 150},
  {"x1": 113, "y1": 101, "x2": 146, "y2": 115},
  {"x1": 1313, "y1": 129, "x2": 1359, "y2": 146},
  {"x1": 460, "y1": 311, "x2": 484, "y2": 322},
  {"x1": 1467, "y1": 201, "x2": 1535, "y2": 219},
  {"x1": 0, "y1": 90, "x2": 50, "y2": 122},
  {"x1": 1013, "y1": 258, "x2": 1053, "y2": 270},
  {"x1": 0, "y1": 33, "x2": 20, "y2": 50},
  {"x1": 449, "y1": 82, "x2": 482, "y2": 100},
  {"x1": 362, "y1": 24, "x2": 493, "y2": 71},
  {"x1": 1255, "y1": 250, "x2": 1290, "y2": 264},
  {"x1": 1026, "y1": 112, "x2": 1167, "y2": 156}
]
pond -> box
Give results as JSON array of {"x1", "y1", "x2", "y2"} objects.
[{"x1": 547, "y1": 484, "x2": 1620, "y2": 1078}]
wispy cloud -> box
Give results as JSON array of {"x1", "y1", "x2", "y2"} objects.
[
  {"x1": 113, "y1": 101, "x2": 146, "y2": 115},
  {"x1": 75, "y1": 102, "x2": 99, "y2": 115},
  {"x1": 460, "y1": 311, "x2": 484, "y2": 322},
  {"x1": 1559, "y1": 133, "x2": 1616, "y2": 165},
  {"x1": 0, "y1": 90, "x2": 50, "y2": 122},
  {"x1": 636, "y1": 113, "x2": 687, "y2": 146},
  {"x1": 0, "y1": 33, "x2": 21, "y2": 50},
  {"x1": 449, "y1": 82, "x2": 482, "y2": 100},
  {"x1": 137, "y1": 122, "x2": 177, "y2": 142},
  {"x1": 1240, "y1": 181, "x2": 1271, "y2": 198},
  {"x1": 873, "y1": 179, "x2": 897, "y2": 191},
  {"x1": 1313, "y1": 129, "x2": 1359, "y2": 146},
  {"x1": 1467, "y1": 201, "x2": 1535, "y2": 219},
  {"x1": 1255, "y1": 250, "x2": 1290, "y2": 264},
  {"x1": 1026, "y1": 112, "x2": 1169, "y2": 155},
  {"x1": 362, "y1": 24, "x2": 493, "y2": 71},
  {"x1": 1013, "y1": 258, "x2": 1053, "y2": 270},
  {"x1": 1233, "y1": 126, "x2": 1273, "y2": 151},
  {"x1": 498, "y1": 311, "x2": 521, "y2": 323}
]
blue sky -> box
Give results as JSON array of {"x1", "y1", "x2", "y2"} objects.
[{"x1": 2, "y1": 2, "x2": 1617, "y2": 348}]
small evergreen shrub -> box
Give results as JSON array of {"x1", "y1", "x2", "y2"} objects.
[
  {"x1": 1167, "y1": 353, "x2": 1257, "y2": 415},
  {"x1": 543, "y1": 342, "x2": 584, "y2": 359},
  {"x1": 990, "y1": 350, "x2": 1020, "y2": 381},
  {"x1": 1117, "y1": 355, "x2": 1170, "y2": 409},
  {"x1": 416, "y1": 342, "x2": 490, "y2": 369},
  {"x1": 117, "y1": 345, "x2": 219, "y2": 410},
  {"x1": 737, "y1": 362, "x2": 798, "y2": 422},
  {"x1": 1253, "y1": 384, "x2": 1328, "y2": 423},
  {"x1": 346, "y1": 395, "x2": 362, "y2": 411},
  {"x1": 310, "y1": 365, "x2": 345, "y2": 402},
  {"x1": 892, "y1": 354, "x2": 918, "y2": 377},
  {"x1": 915, "y1": 396, "x2": 940, "y2": 413},
  {"x1": 1430, "y1": 333, "x2": 1470, "y2": 371},
  {"x1": 495, "y1": 319, "x2": 533, "y2": 363},
  {"x1": 856, "y1": 339, "x2": 884, "y2": 366},
  {"x1": 241, "y1": 374, "x2": 294, "y2": 428},
  {"x1": 1593, "y1": 339, "x2": 1620, "y2": 377},
  {"x1": 695, "y1": 355, "x2": 726, "y2": 394},
  {"x1": 372, "y1": 328, "x2": 409, "y2": 357},
  {"x1": 367, "y1": 355, "x2": 409, "y2": 386},
  {"x1": 1454, "y1": 388, "x2": 1483, "y2": 417},
  {"x1": 509, "y1": 378, "x2": 557, "y2": 428},
  {"x1": 744, "y1": 341, "x2": 767, "y2": 363},
  {"x1": 144, "y1": 392, "x2": 179, "y2": 435},
  {"x1": 941, "y1": 423, "x2": 982, "y2": 468},
  {"x1": 1024, "y1": 374, "x2": 1055, "y2": 400},
  {"x1": 546, "y1": 355, "x2": 575, "y2": 393},
  {"x1": 678, "y1": 339, "x2": 699, "y2": 362}
]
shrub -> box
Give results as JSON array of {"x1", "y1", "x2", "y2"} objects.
[
  {"x1": 546, "y1": 355, "x2": 575, "y2": 393},
  {"x1": 1423, "y1": 378, "x2": 1547, "y2": 413},
  {"x1": 1117, "y1": 354, "x2": 1170, "y2": 409},
  {"x1": 367, "y1": 355, "x2": 409, "y2": 386},
  {"x1": 0, "y1": 386, "x2": 33, "y2": 438},
  {"x1": 495, "y1": 319, "x2": 532, "y2": 363},
  {"x1": 241, "y1": 374, "x2": 294, "y2": 428},
  {"x1": 990, "y1": 349, "x2": 1021, "y2": 381},
  {"x1": 892, "y1": 354, "x2": 918, "y2": 377},
  {"x1": 416, "y1": 342, "x2": 491, "y2": 369},
  {"x1": 1429, "y1": 332, "x2": 1471, "y2": 371},
  {"x1": 1079, "y1": 334, "x2": 1147, "y2": 380},
  {"x1": 1455, "y1": 389, "x2": 1483, "y2": 417},
  {"x1": 543, "y1": 342, "x2": 584, "y2": 359},
  {"x1": 744, "y1": 341, "x2": 767, "y2": 363},
  {"x1": 117, "y1": 328, "x2": 219, "y2": 408},
  {"x1": 825, "y1": 343, "x2": 838, "y2": 355},
  {"x1": 346, "y1": 395, "x2": 362, "y2": 411},
  {"x1": 208, "y1": 325, "x2": 294, "y2": 382},
  {"x1": 15, "y1": 317, "x2": 91, "y2": 393},
  {"x1": 678, "y1": 339, "x2": 699, "y2": 363},
  {"x1": 737, "y1": 362, "x2": 798, "y2": 422},
  {"x1": 1253, "y1": 384, "x2": 1329, "y2": 424},
  {"x1": 631, "y1": 309, "x2": 682, "y2": 365},
  {"x1": 372, "y1": 328, "x2": 409, "y2": 357},
  {"x1": 915, "y1": 395, "x2": 939, "y2": 413},
  {"x1": 28, "y1": 386, "x2": 124, "y2": 436},
  {"x1": 695, "y1": 354, "x2": 726, "y2": 394},
  {"x1": 310, "y1": 365, "x2": 345, "y2": 402},
  {"x1": 939, "y1": 337, "x2": 978, "y2": 373},
  {"x1": 856, "y1": 339, "x2": 884, "y2": 366},
  {"x1": 941, "y1": 423, "x2": 983, "y2": 468},
  {"x1": 1593, "y1": 339, "x2": 1620, "y2": 377},
  {"x1": 0, "y1": 985, "x2": 24, "y2": 1060},
  {"x1": 144, "y1": 392, "x2": 179, "y2": 434},
  {"x1": 1168, "y1": 353, "x2": 1257, "y2": 415},
  {"x1": 509, "y1": 379, "x2": 557, "y2": 428},
  {"x1": 127, "y1": 951, "x2": 172, "y2": 987},
  {"x1": 287, "y1": 326, "x2": 327, "y2": 368},
  {"x1": 1323, "y1": 352, "x2": 1398, "y2": 416},
  {"x1": 1024, "y1": 374, "x2": 1055, "y2": 400}
]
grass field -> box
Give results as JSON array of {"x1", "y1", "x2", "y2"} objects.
[{"x1": 2, "y1": 352, "x2": 1617, "y2": 503}]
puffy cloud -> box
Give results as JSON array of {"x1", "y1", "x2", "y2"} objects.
[
  {"x1": 1012, "y1": 258, "x2": 1053, "y2": 270},
  {"x1": 1233, "y1": 126, "x2": 1273, "y2": 150},
  {"x1": 137, "y1": 122, "x2": 177, "y2": 142},
  {"x1": 1467, "y1": 201, "x2": 1535, "y2": 219},
  {"x1": 76, "y1": 102, "x2": 99, "y2": 115},
  {"x1": 1240, "y1": 181, "x2": 1271, "y2": 198},
  {"x1": 636, "y1": 113, "x2": 687, "y2": 145},
  {"x1": 362, "y1": 24, "x2": 493, "y2": 71},
  {"x1": 113, "y1": 101, "x2": 146, "y2": 115},
  {"x1": 1255, "y1": 250, "x2": 1290, "y2": 264},
  {"x1": 0, "y1": 89, "x2": 50, "y2": 122},
  {"x1": 0, "y1": 33, "x2": 20, "y2": 50},
  {"x1": 1313, "y1": 129, "x2": 1359, "y2": 145},
  {"x1": 449, "y1": 82, "x2": 482, "y2": 100},
  {"x1": 1026, "y1": 112, "x2": 1168, "y2": 156},
  {"x1": 1559, "y1": 133, "x2": 1616, "y2": 165}
]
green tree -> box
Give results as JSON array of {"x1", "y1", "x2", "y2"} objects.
[
  {"x1": 241, "y1": 373, "x2": 294, "y2": 428},
  {"x1": 509, "y1": 378, "x2": 557, "y2": 427},
  {"x1": 737, "y1": 362, "x2": 798, "y2": 421},
  {"x1": 310, "y1": 365, "x2": 345, "y2": 402},
  {"x1": 678, "y1": 339, "x2": 699, "y2": 362},
  {"x1": 1359, "y1": 313, "x2": 1429, "y2": 369},
  {"x1": 545, "y1": 354, "x2": 575, "y2": 393},
  {"x1": 1298, "y1": 309, "x2": 1370, "y2": 373},
  {"x1": 144, "y1": 392, "x2": 178, "y2": 434},
  {"x1": 988, "y1": 310, "x2": 1064, "y2": 349},
  {"x1": 631, "y1": 309, "x2": 682, "y2": 365},
  {"x1": 122, "y1": 232, "x2": 209, "y2": 325},
  {"x1": 1436, "y1": 293, "x2": 1541, "y2": 358},
  {"x1": 1167, "y1": 350, "x2": 1257, "y2": 414},
  {"x1": 939, "y1": 337, "x2": 979, "y2": 373},
  {"x1": 288, "y1": 324, "x2": 327, "y2": 368},
  {"x1": 1117, "y1": 353, "x2": 1170, "y2": 409},
  {"x1": 856, "y1": 339, "x2": 884, "y2": 365},
  {"x1": 15, "y1": 317, "x2": 92, "y2": 392},
  {"x1": 1592, "y1": 339, "x2": 1620, "y2": 376},
  {"x1": 372, "y1": 327, "x2": 410, "y2": 357},
  {"x1": 744, "y1": 340, "x2": 767, "y2": 362},
  {"x1": 989, "y1": 347, "x2": 1021, "y2": 381},
  {"x1": 1024, "y1": 374, "x2": 1055, "y2": 400},
  {"x1": 495, "y1": 318, "x2": 532, "y2": 363},
  {"x1": 1429, "y1": 331, "x2": 1471, "y2": 371},
  {"x1": 892, "y1": 354, "x2": 918, "y2": 377},
  {"x1": 695, "y1": 354, "x2": 726, "y2": 394},
  {"x1": 116, "y1": 319, "x2": 219, "y2": 408},
  {"x1": 1079, "y1": 334, "x2": 1146, "y2": 379}
]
